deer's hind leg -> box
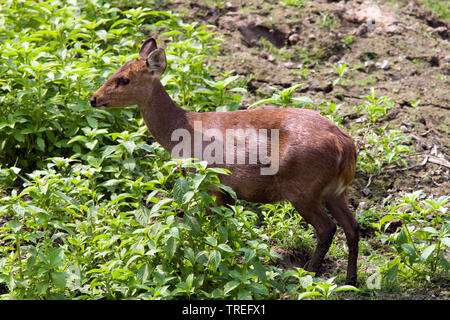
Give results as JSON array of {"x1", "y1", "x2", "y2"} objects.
[
  {"x1": 290, "y1": 198, "x2": 337, "y2": 276},
  {"x1": 324, "y1": 192, "x2": 359, "y2": 285}
]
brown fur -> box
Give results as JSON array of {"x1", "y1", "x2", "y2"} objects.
[{"x1": 91, "y1": 38, "x2": 360, "y2": 285}]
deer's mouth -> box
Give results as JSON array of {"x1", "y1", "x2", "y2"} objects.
[{"x1": 89, "y1": 96, "x2": 108, "y2": 109}]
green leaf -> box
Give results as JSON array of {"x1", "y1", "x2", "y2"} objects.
[
  {"x1": 379, "y1": 214, "x2": 396, "y2": 227},
  {"x1": 224, "y1": 280, "x2": 240, "y2": 295},
  {"x1": 47, "y1": 247, "x2": 64, "y2": 268},
  {"x1": 248, "y1": 282, "x2": 268, "y2": 296},
  {"x1": 85, "y1": 139, "x2": 98, "y2": 150},
  {"x1": 14, "y1": 132, "x2": 24, "y2": 143},
  {"x1": 396, "y1": 228, "x2": 408, "y2": 246},
  {"x1": 96, "y1": 30, "x2": 108, "y2": 42},
  {"x1": 164, "y1": 236, "x2": 177, "y2": 258},
  {"x1": 150, "y1": 198, "x2": 173, "y2": 214},
  {"x1": 182, "y1": 191, "x2": 195, "y2": 204},
  {"x1": 241, "y1": 248, "x2": 256, "y2": 264},
  {"x1": 37, "y1": 137, "x2": 45, "y2": 151},
  {"x1": 192, "y1": 174, "x2": 206, "y2": 191},
  {"x1": 0, "y1": 274, "x2": 16, "y2": 291},
  {"x1": 7, "y1": 220, "x2": 22, "y2": 233},
  {"x1": 184, "y1": 212, "x2": 201, "y2": 235},
  {"x1": 400, "y1": 243, "x2": 416, "y2": 258},
  {"x1": 208, "y1": 249, "x2": 221, "y2": 271},
  {"x1": 36, "y1": 282, "x2": 50, "y2": 296},
  {"x1": 51, "y1": 271, "x2": 67, "y2": 291},
  {"x1": 184, "y1": 247, "x2": 196, "y2": 264},
  {"x1": 112, "y1": 269, "x2": 133, "y2": 280},
  {"x1": 217, "y1": 243, "x2": 233, "y2": 253},
  {"x1": 298, "y1": 291, "x2": 322, "y2": 300},
  {"x1": 441, "y1": 238, "x2": 450, "y2": 247},
  {"x1": 185, "y1": 273, "x2": 194, "y2": 289},
  {"x1": 216, "y1": 183, "x2": 237, "y2": 200},
  {"x1": 207, "y1": 168, "x2": 230, "y2": 175},
  {"x1": 420, "y1": 227, "x2": 439, "y2": 235},
  {"x1": 205, "y1": 236, "x2": 217, "y2": 247},
  {"x1": 334, "y1": 285, "x2": 360, "y2": 292},
  {"x1": 173, "y1": 178, "x2": 190, "y2": 204},
  {"x1": 385, "y1": 262, "x2": 399, "y2": 283},
  {"x1": 122, "y1": 141, "x2": 136, "y2": 154},
  {"x1": 298, "y1": 275, "x2": 313, "y2": 289},
  {"x1": 421, "y1": 244, "x2": 436, "y2": 261},
  {"x1": 237, "y1": 289, "x2": 252, "y2": 300},
  {"x1": 68, "y1": 135, "x2": 86, "y2": 144},
  {"x1": 86, "y1": 116, "x2": 98, "y2": 128},
  {"x1": 135, "y1": 204, "x2": 152, "y2": 226},
  {"x1": 123, "y1": 158, "x2": 136, "y2": 171},
  {"x1": 217, "y1": 225, "x2": 228, "y2": 243},
  {"x1": 251, "y1": 260, "x2": 267, "y2": 282},
  {"x1": 12, "y1": 204, "x2": 26, "y2": 218}
]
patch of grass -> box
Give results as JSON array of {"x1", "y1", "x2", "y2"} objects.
[
  {"x1": 280, "y1": 0, "x2": 304, "y2": 9},
  {"x1": 317, "y1": 12, "x2": 339, "y2": 29},
  {"x1": 419, "y1": 0, "x2": 450, "y2": 20}
]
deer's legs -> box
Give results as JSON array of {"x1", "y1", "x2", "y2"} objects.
[
  {"x1": 292, "y1": 200, "x2": 336, "y2": 276},
  {"x1": 324, "y1": 193, "x2": 359, "y2": 285}
]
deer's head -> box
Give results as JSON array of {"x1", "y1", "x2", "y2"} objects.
[{"x1": 90, "y1": 38, "x2": 167, "y2": 109}]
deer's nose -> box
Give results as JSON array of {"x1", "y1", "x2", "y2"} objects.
[{"x1": 90, "y1": 96, "x2": 97, "y2": 107}]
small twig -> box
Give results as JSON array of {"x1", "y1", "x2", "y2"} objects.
[
  {"x1": 380, "y1": 194, "x2": 393, "y2": 207},
  {"x1": 428, "y1": 156, "x2": 450, "y2": 169},
  {"x1": 430, "y1": 177, "x2": 443, "y2": 187},
  {"x1": 419, "y1": 155, "x2": 429, "y2": 167},
  {"x1": 364, "y1": 174, "x2": 373, "y2": 189}
]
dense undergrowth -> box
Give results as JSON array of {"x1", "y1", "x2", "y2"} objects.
[{"x1": 0, "y1": 0, "x2": 448, "y2": 299}]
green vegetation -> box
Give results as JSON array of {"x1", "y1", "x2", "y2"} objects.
[
  {"x1": 0, "y1": 0, "x2": 448, "y2": 300},
  {"x1": 280, "y1": 0, "x2": 304, "y2": 9},
  {"x1": 419, "y1": 0, "x2": 450, "y2": 20},
  {"x1": 329, "y1": 62, "x2": 349, "y2": 85},
  {"x1": 248, "y1": 84, "x2": 313, "y2": 109}
]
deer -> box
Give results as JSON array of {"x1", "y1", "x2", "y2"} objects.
[{"x1": 90, "y1": 38, "x2": 359, "y2": 285}]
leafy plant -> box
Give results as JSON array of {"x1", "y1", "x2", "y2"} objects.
[
  {"x1": 260, "y1": 202, "x2": 314, "y2": 249},
  {"x1": 248, "y1": 84, "x2": 313, "y2": 109},
  {"x1": 357, "y1": 88, "x2": 394, "y2": 123},
  {"x1": 317, "y1": 12, "x2": 338, "y2": 29},
  {"x1": 317, "y1": 101, "x2": 344, "y2": 127},
  {"x1": 329, "y1": 63, "x2": 349, "y2": 85},
  {"x1": 340, "y1": 35, "x2": 355, "y2": 46},
  {"x1": 280, "y1": 0, "x2": 304, "y2": 8},
  {"x1": 357, "y1": 127, "x2": 414, "y2": 174},
  {"x1": 374, "y1": 191, "x2": 449, "y2": 284},
  {"x1": 282, "y1": 269, "x2": 359, "y2": 300}
]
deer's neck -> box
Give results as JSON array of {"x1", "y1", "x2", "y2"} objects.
[{"x1": 138, "y1": 79, "x2": 191, "y2": 151}]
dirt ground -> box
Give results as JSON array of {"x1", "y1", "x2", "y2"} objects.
[{"x1": 158, "y1": 0, "x2": 449, "y2": 210}]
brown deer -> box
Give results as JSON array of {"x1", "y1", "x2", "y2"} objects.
[{"x1": 90, "y1": 38, "x2": 359, "y2": 285}]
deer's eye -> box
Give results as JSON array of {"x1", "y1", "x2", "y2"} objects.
[{"x1": 117, "y1": 77, "x2": 130, "y2": 86}]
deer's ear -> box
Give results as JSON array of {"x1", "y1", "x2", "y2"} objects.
[
  {"x1": 139, "y1": 38, "x2": 157, "y2": 58},
  {"x1": 146, "y1": 48, "x2": 167, "y2": 76}
]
